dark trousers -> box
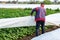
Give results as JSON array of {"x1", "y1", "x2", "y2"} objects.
[{"x1": 36, "y1": 21, "x2": 45, "y2": 36}]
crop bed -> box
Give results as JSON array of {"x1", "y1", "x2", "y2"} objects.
[{"x1": 0, "y1": 8, "x2": 60, "y2": 40}]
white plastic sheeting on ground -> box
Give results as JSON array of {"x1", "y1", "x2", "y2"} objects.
[
  {"x1": 0, "y1": 16, "x2": 35, "y2": 28},
  {"x1": 31, "y1": 28, "x2": 60, "y2": 40},
  {"x1": 0, "y1": 4, "x2": 60, "y2": 10},
  {"x1": 0, "y1": 13, "x2": 60, "y2": 28},
  {"x1": 45, "y1": 13, "x2": 60, "y2": 26}
]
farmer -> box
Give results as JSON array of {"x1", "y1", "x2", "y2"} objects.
[{"x1": 31, "y1": 3, "x2": 46, "y2": 36}]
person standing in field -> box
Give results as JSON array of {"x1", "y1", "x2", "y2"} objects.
[{"x1": 31, "y1": 3, "x2": 46, "y2": 36}]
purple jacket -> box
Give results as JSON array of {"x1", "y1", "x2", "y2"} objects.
[{"x1": 31, "y1": 7, "x2": 46, "y2": 22}]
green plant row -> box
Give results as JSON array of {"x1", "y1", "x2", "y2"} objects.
[{"x1": 0, "y1": 8, "x2": 60, "y2": 18}]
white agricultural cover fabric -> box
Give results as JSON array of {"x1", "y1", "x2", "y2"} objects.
[
  {"x1": 0, "y1": 13, "x2": 60, "y2": 28},
  {"x1": 0, "y1": 4, "x2": 60, "y2": 10},
  {"x1": 31, "y1": 28, "x2": 60, "y2": 40}
]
